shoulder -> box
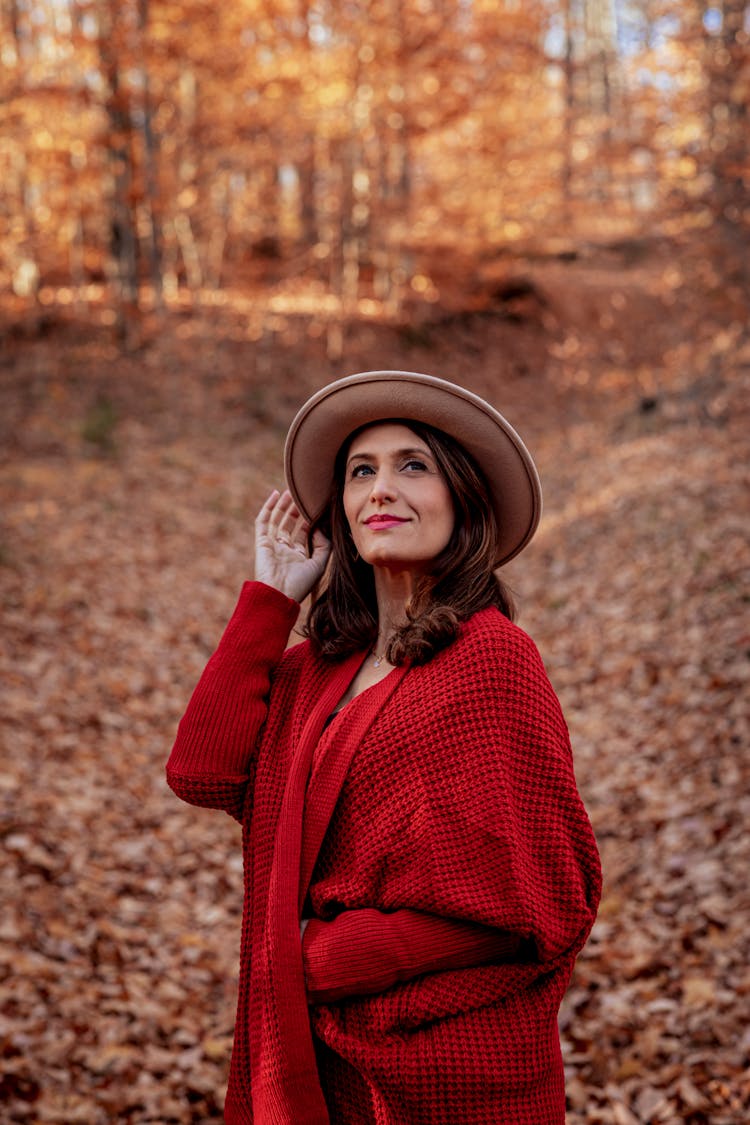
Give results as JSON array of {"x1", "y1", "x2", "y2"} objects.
[
  {"x1": 398, "y1": 610, "x2": 571, "y2": 768},
  {"x1": 446, "y1": 608, "x2": 564, "y2": 721},
  {"x1": 272, "y1": 634, "x2": 339, "y2": 698},
  {"x1": 275, "y1": 635, "x2": 315, "y2": 681},
  {"x1": 458, "y1": 607, "x2": 546, "y2": 672}
]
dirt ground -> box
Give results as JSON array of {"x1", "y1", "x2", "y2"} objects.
[{"x1": 1, "y1": 239, "x2": 748, "y2": 1122}]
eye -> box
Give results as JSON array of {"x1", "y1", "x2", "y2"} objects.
[
  {"x1": 402, "y1": 459, "x2": 428, "y2": 471},
  {"x1": 350, "y1": 463, "x2": 375, "y2": 478}
]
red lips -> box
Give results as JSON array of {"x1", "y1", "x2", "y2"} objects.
[{"x1": 364, "y1": 514, "x2": 409, "y2": 527}]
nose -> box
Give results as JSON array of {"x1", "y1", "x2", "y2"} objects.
[{"x1": 369, "y1": 466, "x2": 397, "y2": 503}]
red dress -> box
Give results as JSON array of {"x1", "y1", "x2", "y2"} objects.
[{"x1": 166, "y1": 581, "x2": 601, "y2": 1123}]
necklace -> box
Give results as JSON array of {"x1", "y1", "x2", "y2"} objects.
[{"x1": 372, "y1": 625, "x2": 396, "y2": 668}]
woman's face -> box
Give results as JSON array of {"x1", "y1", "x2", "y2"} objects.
[{"x1": 342, "y1": 422, "x2": 455, "y2": 573}]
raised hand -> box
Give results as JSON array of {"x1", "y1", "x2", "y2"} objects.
[{"x1": 254, "y1": 489, "x2": 331, "y2": 603}]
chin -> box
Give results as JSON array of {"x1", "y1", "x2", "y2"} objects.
[{"x1": 367, "y1": 553, "x2": 430, "y2": 573}]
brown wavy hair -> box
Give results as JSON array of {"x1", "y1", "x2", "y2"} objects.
[{"x1": 304, "y1": 420, "x2": 515, "y2": 665}]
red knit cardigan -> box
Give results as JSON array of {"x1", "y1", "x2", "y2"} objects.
[{"x1": 166, "y1": 581, "x2": 601, "y2": 1124}]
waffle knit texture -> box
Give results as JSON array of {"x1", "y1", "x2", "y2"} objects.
[{"x1": 166, "y1": 581, "x2": 601, "y2": 1124}]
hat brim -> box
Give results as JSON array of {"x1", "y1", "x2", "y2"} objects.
[{"x1": 283, "y1": 370, "x2": 542, "y2": 567}]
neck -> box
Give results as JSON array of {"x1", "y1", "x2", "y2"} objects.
[{"x1": 372, "y1": 566, "x2": 417, "y2": 650}]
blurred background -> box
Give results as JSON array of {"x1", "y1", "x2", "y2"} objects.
[
  {"x1": 1, "y1": 0, "x2": 749, "y2": 338},
  {"x1": 1, "y1": 1, "x2": 748, "y2": 1122}
]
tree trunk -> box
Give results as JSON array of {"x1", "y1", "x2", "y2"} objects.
[
  {"x1": 704, "y1": 0, "x2": 749, "y2": 290},
  {"x1": 561, "y1": 0, "x2": 576, "y2": 217},
  {"x1": 137, "y1": 0, "x2": 163, "y2": 306},
  {"x1": 98, "y1": 0, "x2": 140, "y2": 343},
  {"x1": 298, "y1": 138, "x2": 319, "y2": 249}
]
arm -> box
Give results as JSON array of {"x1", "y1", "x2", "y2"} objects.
[
  {"x1": 166, "y1": 489, "x2": 331, "y2": 820},
  {"x1": 166, "y1": 581, "x2": 300, "y2": 819},
  {"x1": 302, "y1": 908, "x2": 522, "y2": 1004}
]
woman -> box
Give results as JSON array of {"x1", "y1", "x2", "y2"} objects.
[{"x1": 166, "y1": 370, "x2": 601, "y2": 1125}]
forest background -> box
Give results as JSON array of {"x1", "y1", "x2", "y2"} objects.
[{"x1": 1, "y1": 0, "x2": 748, "y2": 1122}]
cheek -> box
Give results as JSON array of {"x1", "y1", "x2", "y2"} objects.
[
  {"x1": 342, "y1": 489, "x2": 363, "y2": 545},
  {"x1": 433, "y1": 485, "x2": 455, "y2": 533}
]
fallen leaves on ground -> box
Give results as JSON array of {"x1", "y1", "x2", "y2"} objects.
[{"x1": 1, "y1": 246, "x2": 748, "y2": 1122}]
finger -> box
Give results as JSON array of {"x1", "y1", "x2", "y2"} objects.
[
  {"x1": 293, "y1": 517, "x2": 314, "y2": 554},
  {"x1": 256, "y1": 489, "x2": 281, "y2": 529},
  {"x1": 310, "y1": 529, "x2": 332, "y2": 562},
  {"x1": 289, "y1": 511, "x2": 308, "y2": 538},
  {"x1": 276, "y1": 499, "x2": 303, "y2": 539},
  {"x1": 272, "y1": 490, "x2": 296, "y2": 521},
  {"x1": 266, "y1": 492, "x2": 296, "y2": 539}
]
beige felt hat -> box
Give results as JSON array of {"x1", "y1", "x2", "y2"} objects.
[{"x1": 283, "y1": 370, "x2": 542, "y2": 567}]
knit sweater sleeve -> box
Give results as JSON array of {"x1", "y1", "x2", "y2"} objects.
[
  {"x1": 302, "y1": 908, "x2": 522, "y2": 1004},
  {"x1": 443, "y1": 616, "x2": 601, "y2": 965},
  {"x1": 166, "y1": 581, "x2": 300, "y2": 821}
]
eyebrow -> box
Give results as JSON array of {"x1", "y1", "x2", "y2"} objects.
[{"x1": 346, "y1": 446, "x2": 433, "y2": 466}]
